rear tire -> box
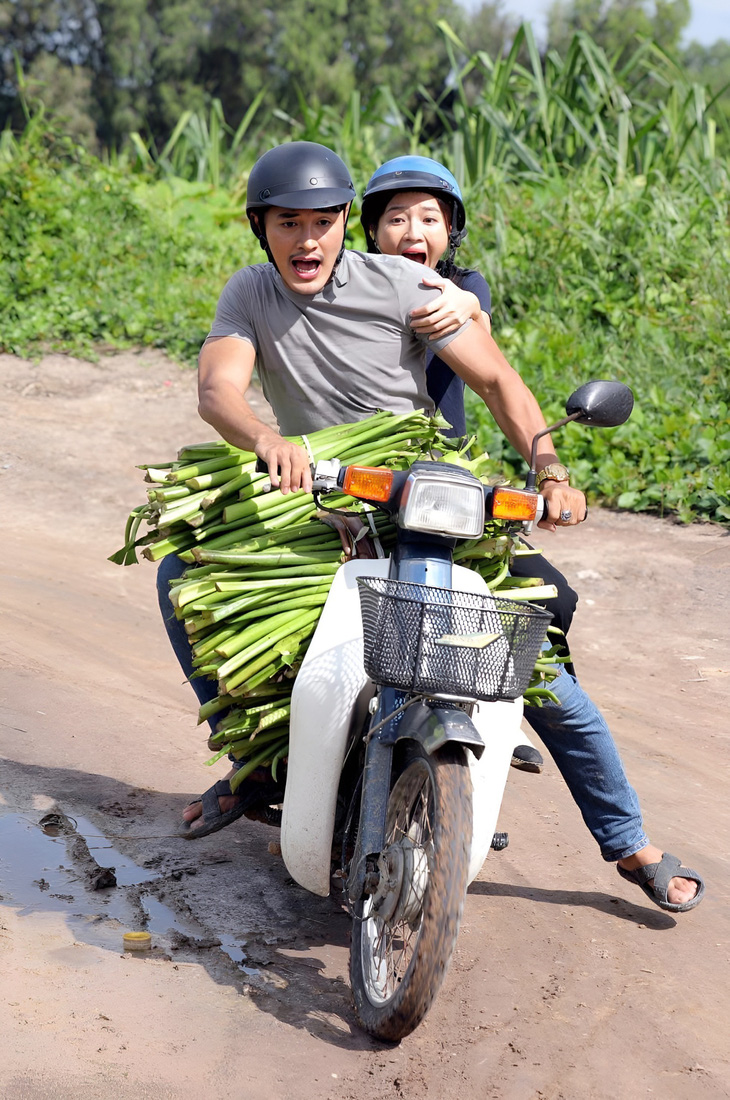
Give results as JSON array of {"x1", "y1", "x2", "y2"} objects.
[{"x1": 349, "y1": 740, "x2": 471, "y2": 1041}]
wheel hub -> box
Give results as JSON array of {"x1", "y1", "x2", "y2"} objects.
[{"x1": 370, "y1": 838, "x2": 429, "y2": 926}]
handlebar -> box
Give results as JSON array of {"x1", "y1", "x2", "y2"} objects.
[{"x1": 256, "y1": 455, "x2": 548, "y2": 527}]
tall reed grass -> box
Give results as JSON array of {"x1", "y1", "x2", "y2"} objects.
[
  {"x1": 116, "y1": 23, "x2": 728, "y2": 197},
  {"x1": 1, "y1": 27, "x2": 727, "y2": 521}
]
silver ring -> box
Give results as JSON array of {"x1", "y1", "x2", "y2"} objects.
[{"x1": 559, "y1": 509, "x2": 573, "y2": 522}]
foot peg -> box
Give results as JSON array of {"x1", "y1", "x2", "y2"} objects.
[{"x1": 490, "y1": 831, "x2": 509, "y2": 851}]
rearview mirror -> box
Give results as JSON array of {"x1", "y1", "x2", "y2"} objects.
[
  {"x1": 526, "y1": 379, "x2": 635, "y2": 492},
  {"x1": 565, "y1": 380, "x2": 634, "y2": 428}
]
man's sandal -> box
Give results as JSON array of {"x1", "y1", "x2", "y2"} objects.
[
  {"x1": 617, "y1": 852, "x2": 705, "y2": 913},
  {"x1": 178, "y1": 776, "x2": 283, "y2": 840}
]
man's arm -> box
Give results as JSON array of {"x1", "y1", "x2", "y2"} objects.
[
  {"x1": 437, "y1": 323, "x2": 586, "y2": 528},
  {"x1": 198, "y1": 336, "x2": 311, "y2": 493}
]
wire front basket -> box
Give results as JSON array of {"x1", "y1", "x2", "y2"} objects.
[{"x1": 357, "y1": 577, "x2": 551, "y2": 702}]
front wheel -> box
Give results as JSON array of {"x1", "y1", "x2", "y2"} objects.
[{"x1": 349, "y1": 740, "x2": 472, "y2": 1041}]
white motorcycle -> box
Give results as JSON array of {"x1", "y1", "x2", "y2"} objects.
[{"x1": 276, "y1": 380, "x2": 633, "y2": 1040}]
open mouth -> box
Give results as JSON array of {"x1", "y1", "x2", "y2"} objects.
[
  {"x1": 402, "y1": 248, "x2": 428, "y2": 264},
  {"x1": 291, "y1": 258, "x2": 322, "y2": 279}
]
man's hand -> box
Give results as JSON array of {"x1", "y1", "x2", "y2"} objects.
[
  {"x1": 538, "y1": 482, "x2": 587, "y2": 532},
  {"x1": 257, "y1": 438, "x2": 312, "y2": 494}
]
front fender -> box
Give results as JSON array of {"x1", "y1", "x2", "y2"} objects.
[
  {"x1": 282, "y1": 557, "x2": 390, "y2": 897},
  {"x1": 394, "y1": 700, "x2": 485, "y2": 759},
  {"x1": 397, "y1": 695, "x2": 524, "y2": 886}
]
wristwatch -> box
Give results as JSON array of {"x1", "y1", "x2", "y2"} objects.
[{"x1": 536, "y1": 462, "x2": 570, "y2": 488}]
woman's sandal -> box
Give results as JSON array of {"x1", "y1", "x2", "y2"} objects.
[
  {"x1": 178, "y1": 775, "x2": 283, "y2": 839},
  {"x1": 617, "y1": 851, "x2": 705, "y2": 913}
]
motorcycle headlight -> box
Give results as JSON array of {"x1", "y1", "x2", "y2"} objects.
[{"x1": 399, "y1": 468, "x2": 485, "y2": 538}]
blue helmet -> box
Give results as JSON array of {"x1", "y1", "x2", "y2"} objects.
[{"x1": 360, "y1": 155, "x2": 467, "y2": 256}]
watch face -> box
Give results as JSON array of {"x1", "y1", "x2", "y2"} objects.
[{"x1": 538, "y1": 464, "x2": 570, "y2": 485}]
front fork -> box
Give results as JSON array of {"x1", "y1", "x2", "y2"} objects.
[{"x1": 346, "y1": 541, "x2": 454, "y2": 906}]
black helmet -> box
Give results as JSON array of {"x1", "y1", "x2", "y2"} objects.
[
  {"x1": 247, "y1": 141, "x2": 354, "y2": 215},
  {"x1": 360, "y1": 155, "x2": 467, "y2": 259},
  {"x1": 246, "y1": 141, "x2": 355, "y2": 261}
]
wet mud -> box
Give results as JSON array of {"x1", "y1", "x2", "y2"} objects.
[{"x1": 0, "y1": 805, "x2": 263, "y2": 975}]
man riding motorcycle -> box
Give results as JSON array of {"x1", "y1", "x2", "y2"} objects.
[{"x1": 161, "y1": 141, "x2": 703, "y2": 914}]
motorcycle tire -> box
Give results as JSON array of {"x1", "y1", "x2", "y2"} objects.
[{"x1": 349, "y1": 739, "x2": 471, "y2": 1041}]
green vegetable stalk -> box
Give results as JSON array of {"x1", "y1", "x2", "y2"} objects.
[{"x1": 112, "y1": 409, "x2": 565, "y2": 787}]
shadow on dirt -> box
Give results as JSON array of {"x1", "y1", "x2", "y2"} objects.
[
  {"x1": 0, "y1": 758, "x2": 382, "y2": 1052},
  {"x1": 468, "y1": 877, "x2": 677, "y2": 930}
]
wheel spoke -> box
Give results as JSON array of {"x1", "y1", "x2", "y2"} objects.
[
  {"x1": 359, "y1": 762, "x2": 433, "y2": 1001},
  {"x1": 350, "y1": 742, "x2": 471, "y2": 1039}
]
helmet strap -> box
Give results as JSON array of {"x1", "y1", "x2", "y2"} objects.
[
  {"x1": 249, "y1": 212, "x2": 275, "y2": 263},
  {"x1": 335, "y1": 202, "x2": 353, "y2": 267},
  {"x1": 448, "y1": 199, "x2": 464, "y2": 261}
]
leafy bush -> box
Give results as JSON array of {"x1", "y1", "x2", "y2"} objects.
[
  {"x1": 463, "y1": 171, "x2": 730, "y2": 523},
  {"x1": 0, "y1": 121, "x2": 258, "y2": 362},
  {"x1": 1, "y1": 29, "x2": 728, "y2": 525}
]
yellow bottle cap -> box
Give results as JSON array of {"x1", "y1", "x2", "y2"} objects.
[{"x1": 123, "y1": 931, "x2": 152, "y2": 951}]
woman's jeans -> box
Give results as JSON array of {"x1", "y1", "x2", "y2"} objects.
[
  {"x1": 524, "y1": 670, "x2": 648, "y2": 862},
  {"x1": 157, "y1": 553, "x2": 648, "y2": 862},
  {"x1": 157, "y1": 553, "x2": 221, "y2": 724}
]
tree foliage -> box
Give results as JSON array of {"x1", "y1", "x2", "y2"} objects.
[
  {"x1": 0, "y1": 0, "x2": 461, "y2": 149},
  {"x1": 2, "y1": 0, "x2": 728, "y2": 157},
  {"x1": 465, "y1": 0, "x2": 521, "y2": 58},
  {"x1": 546, "y1": 0, "x2": 691, "y2": 61}
]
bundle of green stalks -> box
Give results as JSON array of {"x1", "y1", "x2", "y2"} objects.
[{"x1": 113, "y1": 410, "x2": 562, "y2": 789}]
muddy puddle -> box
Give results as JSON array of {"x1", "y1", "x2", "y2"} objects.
[{"x1": 0, "y1": 808, "x2": 259, "y2": 975}]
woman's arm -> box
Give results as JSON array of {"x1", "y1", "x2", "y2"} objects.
[{"x1": 409, "y1": 273, "x2": 491, "y2": 338}]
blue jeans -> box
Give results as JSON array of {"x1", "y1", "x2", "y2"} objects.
[
  {"x1": 157, "y1": 554, "x2": 649, "y2": 862},
  {"x1": 157, "y1": 553, "x2": 221, "y2": 732},
  {"x1": 524, "y1": 670, "x2": 648, "y2": 862}
]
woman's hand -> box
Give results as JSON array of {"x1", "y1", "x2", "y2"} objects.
[{"x1": 409, "y1": 274, "x2": 484, "y2": 338}]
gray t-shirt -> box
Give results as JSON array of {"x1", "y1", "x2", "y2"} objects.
[{"x1": 206, "y1": 250, "x2": 468, "y2": 435}]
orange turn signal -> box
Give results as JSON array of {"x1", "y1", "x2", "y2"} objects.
[
  {"x1": 491, "y1": 486, "x2": 539, "y2": 522},
  {"x1": 342, "y1": 465, "x2": 394, "y2": 503}
]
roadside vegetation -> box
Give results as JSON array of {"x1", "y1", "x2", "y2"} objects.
[{"x1": 1, "y1": 22, "x2": 727, "y2": 524}]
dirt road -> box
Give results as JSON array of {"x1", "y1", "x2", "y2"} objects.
[{"x1": 2, "y1": 351, "x2": 729, "y2": 1100}]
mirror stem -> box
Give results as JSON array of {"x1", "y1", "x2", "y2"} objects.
[{"x1": 526, "y1": 412, "x2": 582, "y2": 491}]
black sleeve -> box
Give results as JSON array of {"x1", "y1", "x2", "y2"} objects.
[
  {"x1": 510, "y1": 543, "x2": 579, "y2": 674},
  {"x1": 426, "y1": 268, "x2": 492, "y2": 438},
  {"x1": 455, "y1": 269, "x2": 491, "y2": 316}
]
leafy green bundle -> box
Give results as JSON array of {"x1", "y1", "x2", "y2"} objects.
[{"x1": 113, "y1": 411, "x2": 562, "y2": 786}]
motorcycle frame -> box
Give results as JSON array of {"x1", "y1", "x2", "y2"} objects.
[
  {"x1": 345, "y1": 538, "x2": 484, "y2": 904},
  {"x1": 282, "y1": 537, "x2": 525, "y2": 899}
]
